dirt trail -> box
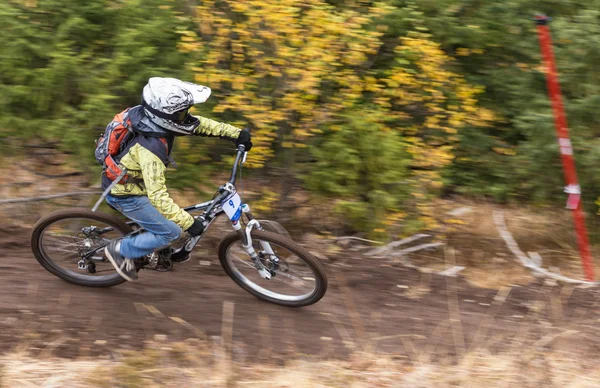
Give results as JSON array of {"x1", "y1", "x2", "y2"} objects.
[{"x1": 2, "y1": 224, "x2": 600, "y2": 361}]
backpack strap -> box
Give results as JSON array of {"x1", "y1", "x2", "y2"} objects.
[
  {"x1": 122, "y1": 109, "x2": 133, "y2": 131},
  {"x1": 159, "y1": 137, "x2": 178, "y2": 168},
  {"x1": 92, "y1": 169, "x2": 128, "y2": 212}
]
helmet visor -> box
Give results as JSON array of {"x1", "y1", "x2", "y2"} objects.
[{"x1": 173, "y1": 107, "x2": 190, "y2": 122}]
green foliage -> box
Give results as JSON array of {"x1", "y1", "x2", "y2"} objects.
[
  {"x1": 402, "y1": 0, "x2": 600, "y2": 210},
  {"x1": 3, "y1": 0, "x2": 600, "y2": 236},
  {"x1": 0, "y1": 0, "x2": 193, "y2": 165},
  {"x1": 305, "y1": 113, "x2": 411, "y2": 233}
]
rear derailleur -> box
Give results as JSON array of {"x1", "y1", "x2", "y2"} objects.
[{"x1": 78, "y1": 259, "x2": 96, "y2": 274}]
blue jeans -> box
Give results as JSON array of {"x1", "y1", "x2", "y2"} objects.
[{"x1": 105, "y1": 195, "x2": 182, "y2": 259}]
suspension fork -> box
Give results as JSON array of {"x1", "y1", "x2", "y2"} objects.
[
  {"x1": 241, "y1": 204, "x2": 275, "y2": 255},
  {"x1": 231, "y1": 205, "x2": 275, "y2": 279}
]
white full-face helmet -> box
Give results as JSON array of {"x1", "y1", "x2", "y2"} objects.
[{"x1": 141, "y1": 77, "x2": 211, "y2": 135}]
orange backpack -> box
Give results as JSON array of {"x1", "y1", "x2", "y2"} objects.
[
  {"x1": 94, "y1": 108, "x2": 139, "y2": 184},
  {"x1": 92, "y1": 108, "x2": 170, "y2": 211}
]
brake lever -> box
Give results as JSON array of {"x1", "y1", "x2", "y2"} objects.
[{"x1": 242, "y1": 151, "x2": 248, "y2": 164}]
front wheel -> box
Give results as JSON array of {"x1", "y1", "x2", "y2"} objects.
[{"x1": 218, "y1": 230, "x2": 328, "y2": 307}]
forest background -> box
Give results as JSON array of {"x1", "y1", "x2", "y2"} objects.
[{"x1": 3, "y1": 0, "x2": 600, "y2": 240}]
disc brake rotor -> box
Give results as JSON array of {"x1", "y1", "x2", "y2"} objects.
[{"x1": 259, "y1": 252, "x2": 289, "y2": 273}]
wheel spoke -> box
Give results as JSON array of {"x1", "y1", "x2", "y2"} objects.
[
  {"x1": 270, "y1": 273, "x2": 310, "y2": 290},
  {"x1": 45, "y1": 239, "x2": 84, "y2": 249},
  {"x1": 38, "y1": 215, "x2": 126, "y2": 282},
  {"x1": 50, "y1": 251, "x2": 81, "y2": 261},
  {"x1": 282, "y1": 267, "x2": 314, "y2": 279},
  {"x1": 230, "y1": 254, "x2": 256, "y2": 269}
]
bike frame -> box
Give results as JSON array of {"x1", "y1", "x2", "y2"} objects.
[{"x1": 86, "y1": 144, "x2": 277, "y2": 279}]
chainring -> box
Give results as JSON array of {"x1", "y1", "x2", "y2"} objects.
[{"x1": 147, "y1": 248, "x2": 174, "y2": 272}]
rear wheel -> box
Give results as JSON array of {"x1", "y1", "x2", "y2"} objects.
[
  {"x1": 218, "y1": 230, "x2": 327, "y2": 307},
  {"x1": 31, "y1": 209, "x2": 133, "y2": 287}
]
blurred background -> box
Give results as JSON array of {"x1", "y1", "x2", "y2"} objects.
[
  {"x1": 2, "y1": 0, "x2": 600, "y2": 386},
  {"x1": 3, "y1": 0, "x2": 600, "y2": 239}
]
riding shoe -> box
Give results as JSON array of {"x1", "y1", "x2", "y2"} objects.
[
  {"x1": 105, "y1": 240, "x2": 138, "y2": 281},
  {"x1": 170, "y1": 248, "x2": 191, "y2": 263}
]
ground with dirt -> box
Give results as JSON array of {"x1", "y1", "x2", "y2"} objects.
[{"x1": 2, "y1": 219, "x2": 600, "y2": 366}]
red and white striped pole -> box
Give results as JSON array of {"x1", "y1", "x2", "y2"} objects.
[{"x1": 534, "y1": 14, "x2": 595, "y2": 281}]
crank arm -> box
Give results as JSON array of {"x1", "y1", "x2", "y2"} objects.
[{"x1": 184, "y1": 235, "x2": 202, "y2": 251}]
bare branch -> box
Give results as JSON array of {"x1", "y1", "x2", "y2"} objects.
[
  {"x1": 366, "y1": 234, "x2": 431, "y2": 256},
  {"x1": 0, "y1": 191, "x2": 100, "y2": 205},
  {"x1": 390, "y1": 242, "x2": 444, "y2": 257},
  {"x1": 493, "y1": 210, "x2": 598, "y2": 286},
  {"x1": 334, "y1": 236, "x2": 384, "y2": 245}
]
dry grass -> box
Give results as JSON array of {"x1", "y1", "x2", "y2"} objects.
[
  {"x1": 1, "y1": 338, "x2": 600, "y2": 388},
  {"x1": 400, "y1": 199, "x2": 600, "y2": 288},
  {"x1": 0, "y1": 157, "x2": 93, "y2": 228}
]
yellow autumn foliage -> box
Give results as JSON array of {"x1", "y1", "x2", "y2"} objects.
[
  {"x1": 189, "y1": 0, "x2": 389, "y2": 168},
  {"x1": 181, "y1": 0, "x2": 496, "y2": 233}
]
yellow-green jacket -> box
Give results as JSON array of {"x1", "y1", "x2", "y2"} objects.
[{"x1": 102, "y1": 106, "x2": 241, "y2": 231}]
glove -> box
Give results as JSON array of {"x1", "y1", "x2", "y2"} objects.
[
  {"x1": 186, "y1": 218, "x2": 205, "y2": 237},
  {"x1": 235, "y1": 130, "x2": 252, "y2": 151}
]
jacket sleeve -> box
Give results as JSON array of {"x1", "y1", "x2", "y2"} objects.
[
  {"x1": 193, "y1": 115, "x2": 242, "y2": 140},
  {"x1": 136, "y1": 146, "x2": 195, "y2": 231}
]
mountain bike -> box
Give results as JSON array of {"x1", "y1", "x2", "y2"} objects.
[{"x1": 30, "y1": 146, "x2": 328, "y2": 307}]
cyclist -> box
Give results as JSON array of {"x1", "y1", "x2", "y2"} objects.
[{"x1": 103, "y1": 77, "x2": 252, "y2": 281}]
